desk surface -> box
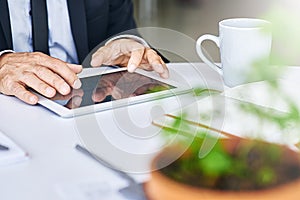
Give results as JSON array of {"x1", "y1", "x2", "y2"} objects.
[
  {"x1": 0, "y1": 63, "x2": 224, "y2": 200},
  {"x1": 0, "y1": 63, "x2": 299, "y2": 200}
]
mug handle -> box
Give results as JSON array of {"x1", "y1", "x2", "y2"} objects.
[{"x1": 196, "y1": 34, "x2": 223, "y2": 75}]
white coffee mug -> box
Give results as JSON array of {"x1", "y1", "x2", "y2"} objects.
[{"x1": 196, "y1": 18, "x2": 272, "y2": 87}]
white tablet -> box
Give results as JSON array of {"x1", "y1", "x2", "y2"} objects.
[{"x1": 36, "y1": 67, "x2": 192, "y2": 118}]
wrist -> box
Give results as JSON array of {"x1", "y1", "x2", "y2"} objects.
[
  {"x1": 0, "y1": 50, "x2": 14, "y2": 69},
  {"x1": 0, "y1": 50, "x2": 14, "y2": 57},
  {"x1": 105, "y1": 34, "x2": 150, "y2": 48}
]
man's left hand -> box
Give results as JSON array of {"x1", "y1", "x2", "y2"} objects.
[{"x1": 90, "y1": 39, "x2": 169, "y2": 79}]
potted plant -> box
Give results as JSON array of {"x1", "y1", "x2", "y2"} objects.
[
  {"x1": 144, "y1": 126, "x2": 300, "y2": 200},
  {"x1": 143, "y1": 71, "x2": 300, "y2": 199}
]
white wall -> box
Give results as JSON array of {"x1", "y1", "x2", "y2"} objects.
[{"x1": 134, "y1": 0, "x2": 300, "y2": 64}]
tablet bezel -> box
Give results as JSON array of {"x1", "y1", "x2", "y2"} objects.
[{"x1": 36, "y1": 67, "x2": 192, "y2": 118}]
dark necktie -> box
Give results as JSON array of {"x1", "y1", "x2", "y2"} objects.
[{"x1": 30, "y1": 0, "x2": 49, "y2": 54}]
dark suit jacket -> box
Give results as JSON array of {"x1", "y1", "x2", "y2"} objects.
[{"x1": 0, "y1": 0, "x2": 137, "y2": 63}]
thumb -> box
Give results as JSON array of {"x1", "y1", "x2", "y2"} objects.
[
  {"x1": 91, "y1": 49, "x2": 106, "y2": 67},
  {"x1": 67, "y1": 63, "x2": 83, "y2": 73}
]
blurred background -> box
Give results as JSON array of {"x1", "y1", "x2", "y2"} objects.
[{"x1": 132, "y1": 0, "x2": 300, "y2": 64}]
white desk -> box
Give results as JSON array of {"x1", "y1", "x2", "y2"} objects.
[{"x1": 0, "y1": 63, "x2": 223, "y2": 200}]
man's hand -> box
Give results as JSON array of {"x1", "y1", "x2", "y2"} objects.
[
  {"x1": 90, "y1": 39, "x2": 169, "y2": 79},
  {"x1": 92, "y1": 71, "x2": 170, "y2": 103},
  {"x1": 0, "y1": 52, "x2": 82, "y2": 104}
]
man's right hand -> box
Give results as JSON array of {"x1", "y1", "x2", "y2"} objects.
[{"x1": 0, "y1": 52, "x2": 82, "y2": 105}]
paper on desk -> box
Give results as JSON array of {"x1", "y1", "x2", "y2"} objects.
[
  {"x1": 55, "y1": 179, "x2": 131, "y2": 200},
  {"x1": 0, "y1": 130, "x2": 28, "y2": 166},
  {"x1": 153, "y1": 80, "x2": 300, "y2": 146},
  {"x1": 223, "y1": 80, "x2": 300, "y2": 113}
]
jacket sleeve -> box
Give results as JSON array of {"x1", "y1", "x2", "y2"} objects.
[
  {"x1": 107, "y1": 0, "x2": 169, "y2": 63},
  {"x1": 106, "y1": 0, "x2": 137, "y2": 38}
]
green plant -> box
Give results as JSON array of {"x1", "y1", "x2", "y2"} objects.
[{"x1": 160, "y1": 114, "x2": 300, "y2": 191}]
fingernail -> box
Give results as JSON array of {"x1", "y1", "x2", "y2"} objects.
[
  {"x1": 61, "y1": 84, "x2": 70, "y2": 94},
  {"x1": 90, "y1": 60, "x2": 96, "y2": 67},
  {"x1": 76, "y1": 65, "x2": 83, "y2": 72},
  {"x1": 30, "y1": 96, "x2": 38, "y2": 104},
  {"x1": 73, "y1": 79, "x2": 82, "y2": 89},
  {"x1": 161, "y1": 71, "x2": 169, "y2": 79},
  {"x1": 45, "y1": 87, "x2": 55, "y2": 97},
  {"x1": 153, "y1": 64, "x2": 164, "y2": 73},
  {"x1": 128, "y1": 64, "x2": 136, "y2": 72}
]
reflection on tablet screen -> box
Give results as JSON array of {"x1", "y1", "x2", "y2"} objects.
[{"x1": 50, "y1": 71, "x2": 176, "y2": 109}]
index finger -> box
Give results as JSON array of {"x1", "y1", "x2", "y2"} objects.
[
  {"x1": 127, "y1": 48, "x2": 145, "y2": 73},
  {"x1": 145, "y1": 49, "x2": 169, "y2": 79},
  {"x1": 35, "y1": 53, "x2": 82, "y2": 89}
]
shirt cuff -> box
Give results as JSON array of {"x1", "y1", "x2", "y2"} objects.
[
  {"x1": 105, "y1": 34, "x2": 150, "y2": 48},
  {"x1": 0, "y1": 50, "x2": 15, "y2": 57}
]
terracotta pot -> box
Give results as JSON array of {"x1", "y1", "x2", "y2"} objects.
[{"x1": 144, "y1": 139, "x2": 300, "y2": 200}]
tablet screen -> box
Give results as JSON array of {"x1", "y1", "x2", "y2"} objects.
[{"x1": 50, "y1": 70, "x2": 176, "y2": 109}]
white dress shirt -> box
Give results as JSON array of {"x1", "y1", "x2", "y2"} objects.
[
  {"x1": 4, "y1": 0, "x2": 148, "y2": 64},
  {"x1": 7, "y1": 0, "x2": 79, "y2": 63}
]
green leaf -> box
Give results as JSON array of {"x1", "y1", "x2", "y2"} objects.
[{"x1": 199, "y1": 145, "x2": 232, "y2": 176}]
